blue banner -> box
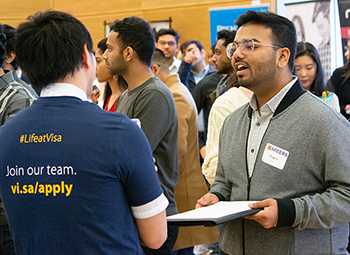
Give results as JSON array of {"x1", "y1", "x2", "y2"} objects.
[{"x1": 209, "y1": 5, "x2": 269, "y2": 45}]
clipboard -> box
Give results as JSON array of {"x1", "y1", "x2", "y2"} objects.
[{"x1": 167, "y1": 201, "x2": 261, "y2": 226}]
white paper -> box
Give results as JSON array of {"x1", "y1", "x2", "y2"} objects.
[{"x1": 167, "y1": 201, "x2": 258, "y2": 220}]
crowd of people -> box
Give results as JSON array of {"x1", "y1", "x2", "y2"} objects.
[{"x1": 1, "y1": 8, "x2": 350, "y2": 255}]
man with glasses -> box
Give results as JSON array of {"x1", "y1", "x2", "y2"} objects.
[
  {"x1": 197, "y1": 10, "x2": 350, "y2": 254},
  {"x1": 155, "y1": 28, "x2": 182, "y2": 75}
]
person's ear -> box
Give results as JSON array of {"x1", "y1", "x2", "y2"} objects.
[
  {"x1": 82, "y1": 44, "x2": 93, "y2": 69},
  {"x1": 151, "y1": 64, "x2": 160, "y2": 76},
  {"x1": 201, "y1": 48, "x2": 206, "y2": 58},
  {"x1": 277, "y1": 47, "x2": 290, "y2": 68},
  {"x1": 176, "y1": 43, "x2": 180, "y2": 53},
  {"x1": 124, "y1": 46, "x2": 133, "y2": 62},
  {"x1": 5, "y1": 52, "x2": 16, "y2": 64}
]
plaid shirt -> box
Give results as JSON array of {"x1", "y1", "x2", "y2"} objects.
[{"x1": 318, "y1": 40, "x2": 331, "y2": 80}]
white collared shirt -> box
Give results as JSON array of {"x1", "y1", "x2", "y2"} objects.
[
  {"x1": 169, "y1": 57, "x2": 182, "y2": 75},
  {"x1": 40, "y1": 83, "x2": 88, "y2": 101},
  {"x1": 247, "y1": 77, "x2": 298, "y2": 177}
]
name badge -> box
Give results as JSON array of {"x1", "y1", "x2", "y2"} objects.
[{"x1": 261, "y1": 143, "x2": 289, "y2": 170}]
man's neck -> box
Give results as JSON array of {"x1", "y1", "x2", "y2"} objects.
[
  {"x1": 123, "y1": 65, "x2": 154, "y2": 91},
  {"x1": 192, "y1": 60, "x2": 206, "y2": 75}
]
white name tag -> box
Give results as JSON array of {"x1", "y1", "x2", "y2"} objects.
[{"x1": 261, "y1": 143, "x2": 289, "y2": 170}]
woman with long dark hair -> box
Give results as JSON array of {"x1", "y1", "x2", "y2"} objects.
[
  {"x1": 95, "y1": 38, "x2": 127, "y2": 111},
  {"x1": 294, "y1": 42, "x2": 339, "y2": 111}
]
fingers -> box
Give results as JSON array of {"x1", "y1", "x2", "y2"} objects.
[
  {"x1": 244, "y1": 199, "x2": 278, "y2": 229},
  {"x1": 196, "y1": 193, "x2": 219, "y2": 209}
]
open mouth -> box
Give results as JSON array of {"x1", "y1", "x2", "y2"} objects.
[{"x1": 236, "y1": 63, "x2": 248, "y2": 75}]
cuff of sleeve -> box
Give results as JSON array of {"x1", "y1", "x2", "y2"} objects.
[
  {"x1": 275, "y1": 198, "x2": 295, "y2": 227},
  {"x1": 210, "y1": 192, "x2": 226, "y2": 201},
  {"x1": 131, "y1": 193, "x2": 169, "y2": 219}
]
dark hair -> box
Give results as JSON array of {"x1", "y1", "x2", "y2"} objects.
[
  {"x1": 155, "y1": 28, "x2": 180, "y2": 44},
  {"x1": 217, "y1": 29, "x2": 236, "y2": 47},
  {"x1": 96, "y1": 38, "x2": 128, "y2": 109},
  {"x1": 0, "y1": 25, "x2": 6, "y2": 68},
  {"x1": 2, "y1": 24, "x2": 18, "y2": 70},
  {"x1": 180, "y1": 39, "x2": 204, "y2": 54},
  {"x1": 294, "y1": 42, "x2": 324, "y2": 96},
  {"x1": 152, "y1": 48, "x2": 169, "y2": 66},
  {"x1": 110, "y1": 16, "x2": 155, "y2": 67},
  {"x1": 235, "y1": 11, "x2": 297, "y2": 71},
  {"x1": 14, "y1": 10, "x2": 93, "y2": 91},
  {"x1": 312, "y1": 2, "x2": 330, "y2": 22}
]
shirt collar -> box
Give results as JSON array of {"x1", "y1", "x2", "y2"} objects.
[
  {"x1": 191, "y1": 65, "x2": 210, "y2": 84},
  {"x1": 249, "y1": 76, "x2": 298, "y2": 114},
  {"x1": 40, "y1": 83, "x2": 88, "y2": 101}
]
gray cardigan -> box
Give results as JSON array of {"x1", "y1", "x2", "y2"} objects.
[{"x1": 210, "y1": 81, "x2": 350, "y2": 254}]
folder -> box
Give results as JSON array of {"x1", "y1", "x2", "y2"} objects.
[{"x1": 167, "y1": 201, "x2": 261, "y2": 226}]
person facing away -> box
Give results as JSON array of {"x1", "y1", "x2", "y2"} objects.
[
  {"x1": 155, "y1": 28, "x2": 182, "y2": 75},
  {"x1": 0, "y1": 10, "x2": 168, "y2": 255},
  {"x1": 151, "y1": 48, "x2": 220, "y2": 253},
  {"x1": 95, "y1": 38, "x2": 127, "y2": 112},
  {"x1": 294, "y1": 41, "x2": 340, "y2": 111},
  {"x1": 1, "y1": 24, "x2": 38, "y2": 98},
  {"x1": 178, "y1": 39, "x2": 216, "y2": 93},
  {"x1": 103, "y1": 16, "x2": 179, "y2": 254},
  {"x1": 197, "y1": 10, "x2": 350, "y2": 255},
  {"x1": 0, "y1": 23, "x2": 37, "y2": 255}
]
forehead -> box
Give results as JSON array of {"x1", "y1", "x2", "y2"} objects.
[
  {"x1": 295, "y1": 55, "x2": 314, "y2": 64},
  {"x1": 158, "y1": 34, "x2": 176, "y2": 42},
  {"x1": 186, "y1": 43, "x2": 200, "y2": 51},
  {"x1": 215, "y1": 38, "x2": 226, "y2": 49},
  {"x1": 235, "y1": 24, "x2": 273, "y2": 43},
  {"x1": 107, "y1": 31, "x2": 119, "y2": 46}
]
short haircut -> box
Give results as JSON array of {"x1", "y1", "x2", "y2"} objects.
[
  {"x1": 235, "y1": 11, "x2": 297, "y2": 71},
  {"x1": 294, "y1": 42, "x2": 325, "y2": 96},
  {"x1": 15, "y1": 10, "x2": 93, "y2": 92},
  {"x1": 217, "y1": 29, "x2": 236, "y2": 47},
  {"x1": 0, "y1": 25, "x2": 6, "y2": 68},
  {"x1": 2, "y1": 24, "x2": 18, "y2": 70},
  {"x1": 152, "y1": 48, "x2": 169, "y2": 70},
  {"x1": 180, "y1": 39, "x2": 204, "y2": 54},
  {"x1": 155, "y1": 28, "x2": 180, "y2": 44},
  {"x1": 110, "y1": 16, "x2": 155, "y2": 67}
]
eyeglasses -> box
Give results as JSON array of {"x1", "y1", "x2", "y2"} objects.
[
  {"x1": 226, "y1": 38, "x2": 282, "y2": 58},
  {"x1": 158, "y1": 41, "x2": 176, "y2": 46}
]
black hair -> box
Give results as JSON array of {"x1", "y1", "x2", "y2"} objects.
[
  {"x1": 235, "y1": 11, "x2": 297, "y2": 71},
  {"x1": 155, "y1": 28, "x2": 180, "y2": 44},
  {"x1": 152, "y1": 48, "x2": 169, "y2": 66},
  {"x1": 0, "y1": 25, "x2": 6, "y2": 68},
  {"x1": 96, "y1": 38, "x2": 128, "y2": 109},
  {"x1": 2, "y1": 24, "x2": 18, "y2": 70},
  {"x1": 180, "y1": 39, "x2": 204, "y2": 55},
  {"x1": 14, "y1": 10, "x2": 93, "y2": 91},
  {"x1": 217, "y1": 29, "x2": 236, "y2": 47},
  {"x1": 294, "y1": 42, "x2": 325, "y2": 96},
  {"x1": 110, "y1": 16, "x2": 155, "y2": 67}
]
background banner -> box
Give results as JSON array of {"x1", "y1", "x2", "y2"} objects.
[
  {"x1": 337, "y1": 0, "x2": 350, "y2": 63},
  {"x1": 209, "y1": 4, "x2": 269, "y2": 46}
]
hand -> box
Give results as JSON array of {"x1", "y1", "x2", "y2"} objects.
[
  {"x1": 244, "y1": 199, "x2": 278, "y2": 229},
  {"x1": 196, "y1": 193, "x2": 219, "y2": 209},
  {"x1": 184, "y1": 50, "x2": 198, "y2": 64},
  {"x1": 90, "y1": 89, "x2": 100, "y2": 104},
  {"x1": 200, "y1": 146, "x2": 206, "y2": 159},
  {"x1": 153, "y1": 157, "x2": 158, "y2": 172}
]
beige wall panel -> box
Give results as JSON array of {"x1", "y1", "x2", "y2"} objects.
[
  {"x1": 0, "y1": 0, "x2": 52, "y2": 28},
  {"x1": 53, "y1": 0, "x2": 143, "y2": 16}
]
